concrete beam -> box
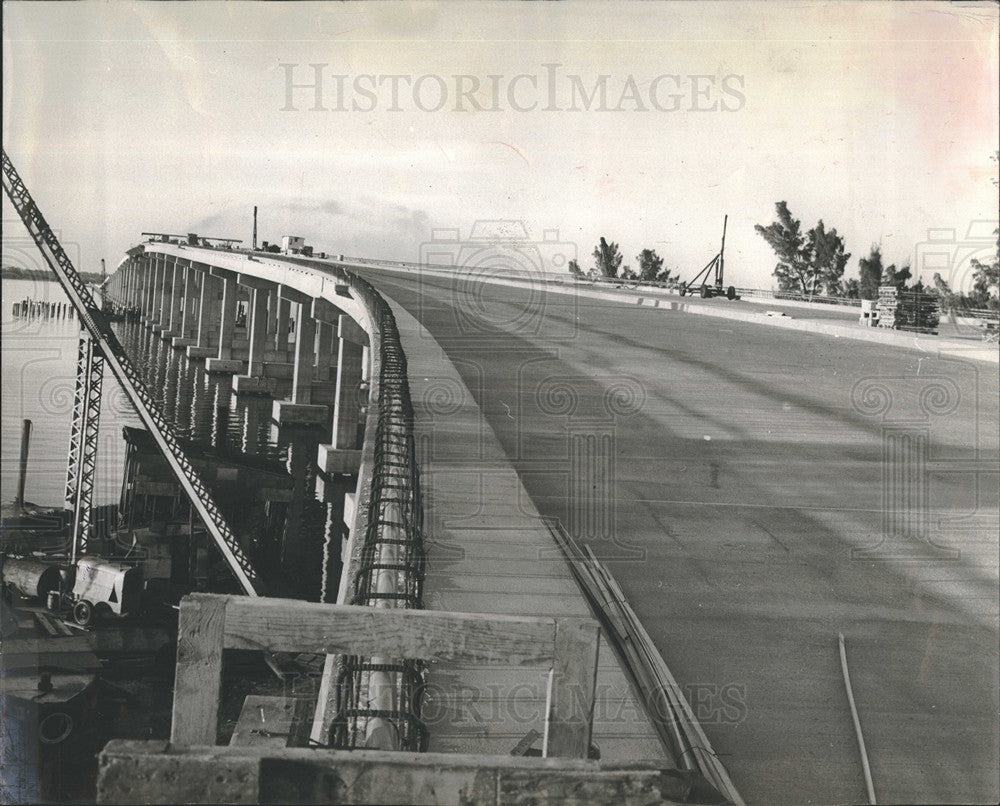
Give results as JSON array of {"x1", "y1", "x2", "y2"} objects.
[
  {"x1": 279, "y1": 284, "x2": 312, "y2": 305},
  {"x1": 205, "y1": 358, "x2": 245, "y2": 375},
  {"x1": 312, "y1": 297, "x2": 344, "y2": 324},
  {"x1": 233, "y1": 375, "x2": 278, "y2": 396},
  {"x1": 237, "y1": 273, "x2": 278, "y2": 291},
  {"x1": 339, "y1": 315, "x2": 369, "y2": 347},
  {"x1": 317, "y1": 445, "x2": 362, "y2": 475},
  {"x1": 272, "y1": 400, "x2": 327, "y2": 427}
]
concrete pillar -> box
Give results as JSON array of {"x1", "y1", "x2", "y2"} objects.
[
  {"x1": 155, "y1": 258, "x2": 174, "y2": 332},
  {"x1": 150, "y1": 257, "x2": 165, "y2": 325},
  {"x1": 314, "y1": 320, "x2": 337, "y2": 383},
  {"x1": 205, "y1": 272, "x2": 244, "y2": 374},
  {"x1": 136, "y1": 260, "x2": 145, "y2": 310},
  {"x1": 273, "y1": 291, "x2": 326, "y2": 425},
  {"x1": 141, "y1": 259, "x2": 152, "y2": 319},
  {"x1": 331, "y1": 327, "x2": 365, "y2": 449},
  {"x1": 162, "y1": 262, "x2": 184, "y2": 339},
  {"x1": 188, "y1": 273, "x2": 221, "y2": 359},
  {"x1": 291, "y1": 304, "x2": 317, "y2": 404},
  {"x1": 275, "y1": 298, "x2": 291, "y2": 355},
  {"x1": 131, "y1": 261, "x2": 141, "y2": 308},
  {"x1": 266, "y1": 292, "x2": 279, "y2": 347},
  {"x1": 127, "y1": 262, "x2": 134, "y2": 305},
  {"x1": 173, "y1": 266, "x2": 200, "y2": 348},
  {"x1": 232, "y1": 285, "x2": 276, "y2": 396}
]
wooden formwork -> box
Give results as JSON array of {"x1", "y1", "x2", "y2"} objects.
[{"x1": 92, "y1": 593, "x2": 718, "y2": 805}]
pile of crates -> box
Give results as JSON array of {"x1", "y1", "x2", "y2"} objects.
[{"x1": 876, "y1": 285, "x2": 940, "y2": 334}]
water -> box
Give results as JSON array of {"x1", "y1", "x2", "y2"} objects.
[{"x1": 2, "y1": 278, "x2": 141, "y2": 507}]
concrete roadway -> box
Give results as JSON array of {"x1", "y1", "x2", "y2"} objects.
[{"x1": 357, "y1": 267, "x2": 999, "y2": 806}]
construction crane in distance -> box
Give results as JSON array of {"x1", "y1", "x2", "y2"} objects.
[{"x1": 678, "y1": 215, "x2": 737, "y2": 300}]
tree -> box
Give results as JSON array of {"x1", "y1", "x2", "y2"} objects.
[
  {"x1": 889, "y1": 261, "x2": 912, "y2": 290},
  {"x1": 755, "y1": 202, "x2": 851, "y2": 295},
  {"x1": 567, "y1": 258, "x2": 582, "y2": 277},
  {"x1": 858, "y1": 245, "x2": 884, "y2": 300},
  {"x1": 932, "y1": 272, "x2": 958, "y2": 313},
  {"x1": 593, "y1": 237, "x2": 623, "y2": 279},
  {"x1": 807, "y1": 220, "x2": 851, "y2": 295},
  {"x1": 636, "y1": 249, "x2": 664, "y2": 282},
  {"x1": 843, "y1": 278, "x2": 861, "y2": 299},
  {"x1": 970, "y1": 229, "x2": 999, "y2": 309}
]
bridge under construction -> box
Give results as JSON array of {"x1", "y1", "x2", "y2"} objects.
[{"x1": 3, "y1": 146, "x2": 997, "y2": 805}]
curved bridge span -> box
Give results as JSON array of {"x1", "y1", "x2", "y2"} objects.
[{"x1": 102, "y1": 245, "x2": 998, "y2": 805}]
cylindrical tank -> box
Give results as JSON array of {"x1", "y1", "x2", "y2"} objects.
[{"x1": 2, "y1": 558, "x2": 62, "y2": 601}]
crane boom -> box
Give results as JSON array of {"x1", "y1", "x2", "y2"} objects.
[{"x1": 2, "y1": 148, "x2": 264, "y2": 596}]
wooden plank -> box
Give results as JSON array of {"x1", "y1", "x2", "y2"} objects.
[
  {"x1": 171, "y1": 594, "x2": 227, "y2": 746},
  {"x1": 229, "y1": 695, "x2": 295, "y2": 749},
  {"x1": 213, "y1": 594, "x2": 560, "y2": 667},
  {"x1": 34, "y1": 612, "x2": 60, "y2": 635},
  {"x1": 546, "y1": 618, "x2": 600, "y2": 759}
]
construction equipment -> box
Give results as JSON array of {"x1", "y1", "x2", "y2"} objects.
[
  {"x1": 678, "y1": 215, "x2": 737, "y2": 299},
  {"x1": 2, "y1": 148, "x2": 264, "y2": 596}
]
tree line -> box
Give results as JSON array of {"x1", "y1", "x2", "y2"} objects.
[
  {"x1": 754, "y1": 200, "x2": 999, "y2": 311},
  {"x1": 568, "y1": 239, "x2": 679, "y2": 287}
]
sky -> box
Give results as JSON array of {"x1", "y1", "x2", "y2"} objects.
[{"x1": 2, "y1": 1, "x2": 998, "y2": 290}]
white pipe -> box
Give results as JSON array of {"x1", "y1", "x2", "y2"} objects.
[{"x1": 839, "y1": 632, "x2": 877, "y2": 804}]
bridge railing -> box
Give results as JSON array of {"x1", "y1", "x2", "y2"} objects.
[{"x1": 276, "y1": 255, "x2": 429, "y2": 751}]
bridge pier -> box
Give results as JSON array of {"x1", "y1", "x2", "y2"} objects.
[
  {"x1": 172, "y1": 264, "x2": 200, "y2": 349},
  {"x1": 206, "y1": 271, "x2": 246, "y2": 374},
  {"x1": 148, "y1": 256, "x2": 165, "y2": 327},
  {"x1": 233, "y1": 278, "x2": 278, "y2": 396},
  {"x1": 160, "y1": 260, "x2": 184, "y2": 339},
  {"x1": 129, "y1": 260, "x2": 142, "y2": 309},
  {"x1": 275, "y1": 297, "x2": 291, "y2": 355},
  {"x1": 272, "y1": 287, "x2": 326, "y2": 425},
  {"x1": 188, "y1": 271, "x2": 222, "y2": 359}
]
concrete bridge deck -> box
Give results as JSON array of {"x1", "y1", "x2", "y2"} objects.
[
  {"x1": 104, "y1": 247, "x2": 999, "y2": 804},
  {"x1": 351, "y1": 266, "x2": 999, "y2": 806}
]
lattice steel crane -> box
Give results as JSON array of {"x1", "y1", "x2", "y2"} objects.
[{"x1": 2, "y1": 148, "x2": 264, "y2": 596}]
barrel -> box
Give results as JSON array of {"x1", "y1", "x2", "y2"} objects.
[{"x1": 2, "y1": 558, "x2": 62, "y2": 601}]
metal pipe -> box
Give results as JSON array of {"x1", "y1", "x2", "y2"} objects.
[{"x1": 14, "y1": 419, "x2": 32, "y2": 508}]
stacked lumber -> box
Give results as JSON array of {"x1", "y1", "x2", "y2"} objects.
[
  {"x1": 876, "y1": 286, "x2": 940, "y2": 334},
  {"x1": 548, "y1": 523, "x2": 745, "y2": 806},
  {"x1": 875, "y1": 286, "x2": 900, "y2": 329}
]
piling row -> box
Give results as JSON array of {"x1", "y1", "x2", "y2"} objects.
[{"x1": 10, "y1": 299, "x2": 76, "y2": 319}]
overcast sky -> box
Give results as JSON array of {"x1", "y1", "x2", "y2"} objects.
[{"x1": 3, "y1": 1, "x2": 997, "y2": 289}]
